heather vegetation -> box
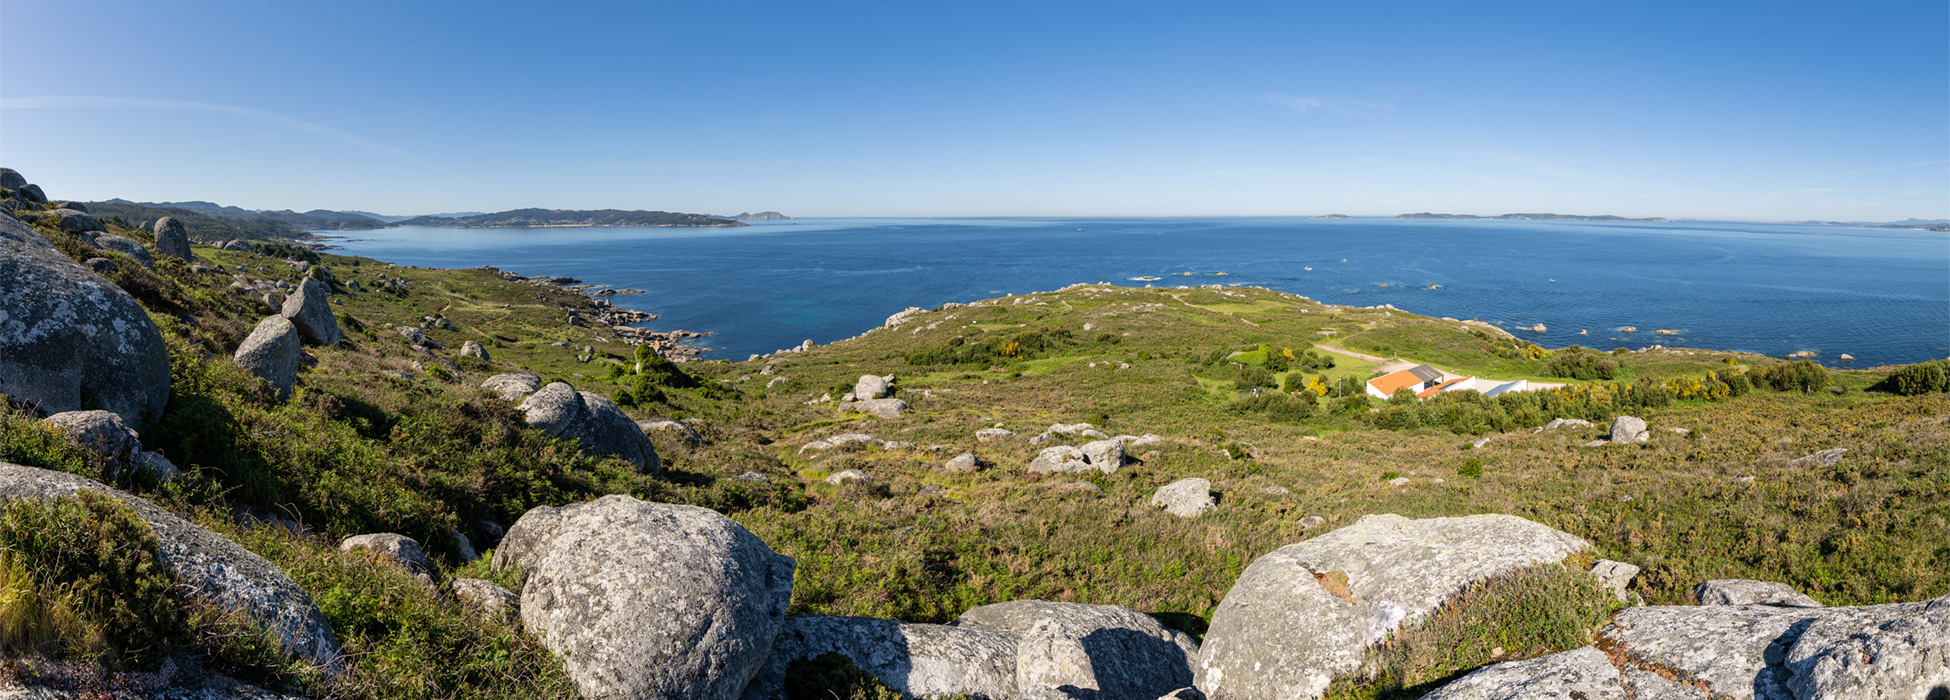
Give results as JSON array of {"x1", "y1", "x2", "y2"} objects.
[{"x1": 3, "y1": 209, "x2": 1946, "y2": 698}]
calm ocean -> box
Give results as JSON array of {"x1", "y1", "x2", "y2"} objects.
[{"x1": 325, "y1": 217, "x2": 1949, "y2": 367}]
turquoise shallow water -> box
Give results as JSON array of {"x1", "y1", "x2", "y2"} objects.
[{"x1": 325, "y1": 217, "x2": 1949, "y2": 367}]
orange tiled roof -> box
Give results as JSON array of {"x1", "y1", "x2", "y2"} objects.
[
  {"x1": 1368, "y1": 369, "x2": 1429, "y2": 396},
  {"x1": 1416, "y1": 377, "x2": 1470, "y2": 399}
]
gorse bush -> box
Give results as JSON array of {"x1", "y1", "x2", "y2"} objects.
[
  {"x1": 1756, "y1": 360, "x2": 1829, "y2": 393},
  {"x1": 1872, "y1": 360, "x2": 1949, "y2": 396},
  {"x1": 1542, "y1": 347, "x2": 1618, "y2": 380},
  {"x1": 1229, "y1": 392, "x2": 1316, "y2": 423},
  {"x1": 903, "y1": 328, "x2": 1076, "y2": 366}
]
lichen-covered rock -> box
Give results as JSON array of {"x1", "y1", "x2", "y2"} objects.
[
  {"x1": 493, "y1": 495, "x2": 796, "y2": 700},
  {"x1": 339, "y1": 533, "x2": 436, "y2": 586},
  {"x1": 280, "y1": 278, "x2": 342, "y2": 346},
  {"x1": 42, "y1": 409, "x2": 140, "y2": 468},
  {"x1": 842, "y1": 397, "x2": 909, "y2": 419},
  {"x1": 1029, "y1": 445, "x2": 1090, "y2": 473},
  {"x1": 1695, "y1": 579, "x2": 1822, "y2": 608},
  {"x1": 1781, "y1": 593, "x2": 1950, "y2": 700},
  {"x1": 854, "y1": 374, "x2": 893, "y2": 399},
  {"x1": 956, "y1": 600, "x2": 1199, "y2": 700},
  {"x1": 234, "y1": 316, "x2": 301, "y2": 401},
  {"x1": 1080, "y1": 439, "x2": 1126, "y2": 471},
  {"x1": 572, "y1": 391, "x2": 661, "y2": 474},
  {"x1": 451, "y1": 578, "x2": 518, "y2": 623},
  {"x1": 1588, "y1": 560, "x2": 1640, "y2": 602},
  {"x1": 50, "y1": 208, "x2": 103, "y2": 233},
  {"x1": 481, "y1": 372, "x2": 541, "y2": 401},
  {"x1": 945, "y1": 452, "x2": 987, "y2": 474},
  {"x1": 1029, "y1": 442, "x2": 1123, "y2": 475},
  {"x1": 740, "y1": 615, "x2": 1018, "y2": 700},
  {"x1": 152, "y1": 216, "x2": 192, "y2": 260},
  {"x1": 1151, "y1": 478, "x2": 1216, "y2": 518},
  {"x1": 461, "y1": 340, "x2": 489, "y2": 360},
  {"x1": 1609, "y1": 416, "x2": 1648, "y2": 443},
  {"x1": 0, "y1": 167, "x2": 24, "y2": 190},
  {"x1": 0, "y1": 462, "x2": 339, "y2": 670},
  {"x1": 519, "y1": 382, "x2": 586, "y2": 438},
  {"x1": 1418, "y1": 646, "x2": 1622, "y2": 700},
  {"x1": 0, "y1": 216, "x2": 170, "y2": 425},
  {"x1": 92, "y1": 234, "x2": 155, "y2": 269},
  {"x1": 1194, "y1": 514, "x2": 1590, "y2": 700}
]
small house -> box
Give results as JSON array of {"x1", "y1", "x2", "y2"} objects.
[{"x1": 1366, "y1": 364, "x2": 1446, "y2": 399}]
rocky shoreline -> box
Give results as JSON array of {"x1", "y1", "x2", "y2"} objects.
[{"x1": 477, "y1": 265, "x2": 711, "y2": 361}]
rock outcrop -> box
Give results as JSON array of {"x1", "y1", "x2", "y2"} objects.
[
  {"x1": 1029, "y1": 440, "x2": 1126, "y2": 474},
  {"x1": 152, "y1": 216, "x2": 192, "y2": 260},
  {"x1": 0, "y1": 216, "x2": 171, "y2": 425},
  {"x1": 517, "y1": 383, "x2": 661, "y2": 474},
  {"x1": 976, "y1": 428, "x2": 1018, "y2": 442},
  {"x1": 1593, "y1": 593, "x2": 1950, "y2": 700},
  {"x1": 800, "y1": 433, "x2": 884, "y2": 453},
  {"x1": 1694, "y1": 579, "x2": 1822, "y2": 608},
  {"x1": 1609, "y1": 416, "x2": 1649, "y2": 444},
  {"x1": 1151, "y1": 478, "x2": 1216, "y2": 518},
  {"x1": 92, "y1": 234, "x2": 155, "y2": 268},
  {"x1": 461, "y1": 340, "x2": 489, "y2": 360},
  {"x1": 0, "y1": 463, "x2": 339, "y2": 670},
  {"x1": 854, "y1": 374, "x2": 893, "y2": 399},
  {"x1": 956, "y1": 600, "x2": 1200, "y2": 700},
  {"x1": 1194, "y1": 514, "x2": 1590, "y2": 699},
  {"x1": 740, "y1": 615, "x2": 1019, "y2": 700},
  {"x1": 50, "y1": 208, "x2": 104, "y2": 234},
  {"x1": 280, "y1": 278, "x2": 342, "y2": 346},
  {"x1": 233, "y1": 315, "x2": 301, "y2": 401},
  {"x1": 1418, "y1": 646, "x2": 1626, "y2": 700},
  {"x1": 481, "y1": 372, "x2": 541, "y2": 401},
  {"x1": 494, "y1": 495, "x2": 796, "y2": 700},
  {"x1": 841, "y1": 398, "x2": 909, "y2": 419}
]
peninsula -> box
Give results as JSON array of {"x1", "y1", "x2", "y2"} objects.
[{"x1": 394, "y1": 208, "x2": 743, "y2": 228}]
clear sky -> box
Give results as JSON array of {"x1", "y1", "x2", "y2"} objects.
[{"x1": 2, "y1": 1, "x2": 1944, "y2": 220}]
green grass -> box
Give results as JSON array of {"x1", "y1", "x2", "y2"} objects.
[{"x1": 3, "y1": 212, "x2": 1946, "y2": 697}]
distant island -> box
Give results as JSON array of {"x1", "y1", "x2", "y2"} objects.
[
  {"x1": 394, "y1": 208, "x2": 743, "y2": 228},
  {"x1": 1311, "y1": 214, "x2": 1352, "y2": 220},
  {"x1": 97, "y1": 199, "x2": 390, "y2": 230},
  {"x1": 1393, "y1": 212, "x2": 1670, "y2": 222},
  {"x1": 722, "y1": 211, "x2": 792, "y2": 221}
]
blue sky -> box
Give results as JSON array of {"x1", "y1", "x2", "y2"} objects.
[{"x1": 2, "y1": 1, "x2": 1944, "y2": 220}]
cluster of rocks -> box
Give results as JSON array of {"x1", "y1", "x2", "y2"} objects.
[
  {"x1": 478, "y1": 264, "x2": 702, "y2": 359},
  {"x1": 1024, "y1": 429, "x2": 1162, "y2": 475},
  {"x1": 483, "y1": 374, "x2": 662, "y2": 473},
  {"x1": 42, "y1": 410, "x2": 182, "y2": 483}
]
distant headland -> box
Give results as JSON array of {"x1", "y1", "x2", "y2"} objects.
[
  {"x1": 1392, "y1": 212, "x2": 1671, "y2": 222},
  {"x1": 1310, "y1": 213, "x2": 1352, "y2": 220},
  {"x1": 393, "y1": 209, "x2": 744, "y2": 228}
]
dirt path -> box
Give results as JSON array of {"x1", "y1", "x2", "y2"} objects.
[{"x1": 1315, "y1": 343, "x2": 1391, "y2": 364}]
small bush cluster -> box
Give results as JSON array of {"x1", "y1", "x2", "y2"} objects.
[
  {"x1": 1542, "y1": 347, "x2": 1618, "y2": 380},
  {"x1": 903, "y1": 328, "x2": 1077, "y2": 366},
  {"x1": 1872, "y1": 360, "x2": 1948, "y2": 396}
]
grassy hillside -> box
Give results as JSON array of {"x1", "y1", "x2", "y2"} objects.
[{"x1": 3, "y1": 212, "x2": 1945, "y2": 698}]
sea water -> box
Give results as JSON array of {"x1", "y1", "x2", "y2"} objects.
[{"x1": 326, "y1": 217, "x2": 1949, "y2": 367}]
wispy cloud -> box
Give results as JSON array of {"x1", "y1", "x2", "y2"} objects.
[
  {"x1": 1265, "y1": 94, "x2": 1390, "y2": 115},
  {"x1": 0, "y1": 96, "x2": 436, "y2": 169}
]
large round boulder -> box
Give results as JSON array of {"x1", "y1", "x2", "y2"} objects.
[
  {"x1": 515, "y1": 384, "x2": 659, "y2": 474},
  {"x1": 0, "y1": 462, "x2": 339, "y2": 670},
  {"x1": 0, "y1": 168, "x2": 25, "y2": 190},
  {"x1": 854, "y1": 374, "x2": 893, "y2": 399},
  {"x1": 493, "y1": 495, "x2": 796, "y2": 700},
  {"x1": 234, "y1": 316, "x2": 301, "y2": 401},
  {"x1": 279, "y1": 277, "x2": 342, "y2": 346},
  {"x1": 0, "y1": 216, "x2": 170, "y2": 425},
  {"x1": 1194, "y1": 514, "x2": 1590, "y2": 700},
  {"x1": 93, "y1": 233, "x2": 155, "y2": 269},
  {"x1": 152, "y1": 217, "x2": 192, "y2": 260},
  {"x1": 1151, "y1": 478, "x2": 1216, "y2": 518},
  {"x1": 50, "y1": 208, "x2": 104, "y2": 233}
]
